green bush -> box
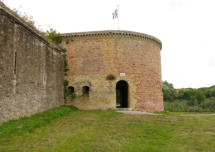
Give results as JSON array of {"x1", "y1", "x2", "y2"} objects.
[
  {"x1": 64, "y1": 80, "x2": 69, "y2": 100},
  {"x1": 211, "y1": 90, "x2": 215, "y2": 97},
  {"x1": 164, "y1": 99, "x2": 215, "y2": 112},
  {"x1": 162, "y1": 81, "x2": 176, "y2": 102},
  {"x1": 198, "y1": 88, "x2": 211, "y2": 98},
  {"x1": 46, "y1": 28, "x2": 61, "y2": 45},
  {"x1": 106, "y1": 74, "x2": 116, "y2": 80},
  {"x1": 176, "y1": 90, "x2": 185, "y2": 100},
  {"x1": 162, "y1": 80, "x2": 214, "y2": 112},
  {"x1": 176, "y1": 89, "x2": 205, "y2": 105},
  {"x1": 164, "y1": 101, "x2": 204, "y2": 112},
  {"x1": 196, "y1": 90, "x2": 206, "y2": 104},
  {"x1": 70, "y1": 93, "x2": 77, "y2": 99},
  {"x1": 64, "y1": 56, "x2": 69, "y2": 101},
  {"x1": 183, "y1": 90, "x2": 195, "y2": 100},
  {"x1": 200, "y1": 98, "x2": 215, "y2": 111},
  {"x1": 164, "y1": 101, "x2": 189, "y2": 112},
  {"x1": 187, "y1": 99, "x2": 196, "y2": 106}
]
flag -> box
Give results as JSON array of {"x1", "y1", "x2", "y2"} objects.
[{"x1": 112, "y1": 8, "x2": 118, "y2": 20}]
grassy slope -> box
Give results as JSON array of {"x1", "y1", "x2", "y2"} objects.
[
  {"x1": 0, "y1": 108, "x2": 215, "y2": 152},
  {"x1": 0, "y1": 106, "x2": 77, "y2": 138}
]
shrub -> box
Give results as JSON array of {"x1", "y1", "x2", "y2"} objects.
[
  {"x1": 164, "y1": 101, "x2": 189, "y2": 112},
  {"x1": 177, "y1": 89, "x2": 205, "y2": 105},
  {"x1": 183, "y1": 90, "x2": 195, "y2": 100},
  {"x1": 198, "y1": 88, "x2": 211, "y2": 98},
  {"x1": 106, "y1": 74, "x2": 116, "y2": 80},
  {"x1": 211, "y1": 90, "x2": 215, "y2": 97},
  {"x1": 187, "y1": 99, "x2": 195, "y2": 106},
  {"x1": 195, "y1": 90, "x2": 206, "y2": 104},
  {"x1": 64, "y1": 55, "x2": 69, "y2": 101},
  {"x1": 176, "y1": 90, "x2": 185, "y2": 100},
  {"x1": 200, "y1": 98, "x2": 215, "y2": 111},
  {"x1": 0, "y1": 2, "x2": 42, "y2": 34},
  {"x1": 46, "y1": 28, "x2": 62, "y2": 45},
  {"x1": 70, "y1": 93, "x2": 77, "y2": 99},
  {"x1": 162, "y1": 81, "x2": 176, "y2": 102},
  {"x1": 64, "y1": 80, "x2": 69, "y2": 100},
  {"x1": 164, "y1": 101, "x2": 204, "y2": 112}
]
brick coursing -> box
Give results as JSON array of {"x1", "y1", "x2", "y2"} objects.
[{"x1": 61, "y1": 31, "x2": 163, "y2": 112}]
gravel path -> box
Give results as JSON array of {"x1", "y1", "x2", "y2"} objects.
[
  {"x1": 116, "y1": 111, "x2": 160, "y2": 115},
  {"x1": 117, "y1": 111, "x2": 215, "y2": 116},
  {"x1": 179, "y1": 113, "x2": 215, "y2": 116}
]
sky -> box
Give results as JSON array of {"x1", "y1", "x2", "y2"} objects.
[{"x1": 1, "y1": 0, "x2": 215, "y2": 88}]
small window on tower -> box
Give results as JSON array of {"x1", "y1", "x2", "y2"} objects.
[
  {"x1": 68, "y1": 86, "x2": 74, "y2": 94},
  {"x1": 82, "y1": 86, "x2": 89, "y2": 96}
]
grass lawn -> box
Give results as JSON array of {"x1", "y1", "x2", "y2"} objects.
[{"x1": 0, "y1": 106, "x2": 215, "y2": 152}]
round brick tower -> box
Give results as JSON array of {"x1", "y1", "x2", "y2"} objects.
[{"x1": 61, "y1": 30, "x2": 163, "y2": 112}]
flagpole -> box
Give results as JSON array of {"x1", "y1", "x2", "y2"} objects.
[
  {"x1": 117, "y1": 4, "x2": 119, "y2": 30},
  {"x1": 112, "y1": 5, "x2": 119, "y2": 30}
]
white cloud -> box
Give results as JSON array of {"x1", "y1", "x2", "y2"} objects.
[
  {"x1": 208, "y1": 60, "x2": 215, "y2": 68},
  {"x1": 168, "y1": 0, "x2": 186, "y2": 9}
]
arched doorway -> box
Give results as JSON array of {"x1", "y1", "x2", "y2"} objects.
[{"x1": 116, "y1": 80, "x2": 129, "y2": 108}]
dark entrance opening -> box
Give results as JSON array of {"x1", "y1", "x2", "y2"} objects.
[
  {"x1": 82, "y1": 86, "x2": 90, "y2": 97},
  {"x1": 116, "y1": 80, "x2": 128, "y2": 108},
  {"x1": 68, "y1": 86, "x2": 74, "y2": 94}
]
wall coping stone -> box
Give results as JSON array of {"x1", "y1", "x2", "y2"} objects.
[
  {"x1": 0, "y1": 6, "x2": 64, "y2": 55},
  {"x1": 61, "y1": 30, "x2": 162, "y2": 49}
]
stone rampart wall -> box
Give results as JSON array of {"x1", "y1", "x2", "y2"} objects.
[{"x1": 0, "y1": 7, "x2": 64, "y2": 124}]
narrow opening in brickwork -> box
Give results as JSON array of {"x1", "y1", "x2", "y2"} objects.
[
  {"x1": 116, "y1": 80, "x2": 129, "y2": 108},
  {"x1": 68, "y1": 86, "x2": 74, "y2": 94},
  {"x1": 14, "y1": 51, "x2": 17, "y2": 75},
  {"x1": 82, "y1": 86, "x2": 89, "y2": 97}
]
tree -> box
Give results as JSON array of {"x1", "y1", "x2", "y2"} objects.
[
  {"x1": 211, "y1": 90, "x2": 215, "y2": 97},
  {"x1": 176, "y1": 90, "x2": 185, "y2": 100},
  {"x1": 181, "y1": 89, "x2": 205, "y2": 105},
  {"x1": 162, "y1": 81, "x2": 176, "y2": 102},
  {"x1": 195, "y1": 90, "x2": 206, "y2": 104}
]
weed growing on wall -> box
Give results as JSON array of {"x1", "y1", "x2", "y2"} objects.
[
  {"x1": 0, "y1": 1, "x2": 41, "y2": 33},
  {"x1": 70, "y1": 93, "x2": 77, "y2": 99},
  {"x1": 63, "y1": 57, "x2": 69, "y2": 102},
  {"x1": 106, "y1": 74, "x2": 116, "y2": 80},
  {"x1": 46, "y1": 28, "x2": 62, "y2": 45}
]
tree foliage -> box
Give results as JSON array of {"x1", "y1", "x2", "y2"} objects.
[
  {"x1": 162, "y1": 81, "x2": 214, "y2": 111},
  {"x1": 46, "y1": 28, "x2": 61, "y2": 45},
  {"x1": 162, "y1": 81, "x2": 176, "y2": 101},
  {"x1": 211, "y1": 89, "x2": 215, "y2": 97},
  {"x1": 162, "y1": 81, "x2": 206, "y2": 104}
]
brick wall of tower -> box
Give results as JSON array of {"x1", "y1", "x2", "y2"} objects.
[{"x1": 62, "y1": 31, "x2": 163, "y2": 112}]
